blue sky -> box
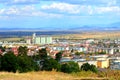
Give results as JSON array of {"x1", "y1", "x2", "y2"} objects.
[{"x1": 0, "y1": 0, "x2": 120, "y2": 29}]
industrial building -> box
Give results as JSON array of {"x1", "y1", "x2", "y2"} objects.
[
  {"x1": 26, "y1": 33, "x2": 52, "y2": 45},
  {"x1": 32, "y1": 33, "x2": 52, "y2": 45}
]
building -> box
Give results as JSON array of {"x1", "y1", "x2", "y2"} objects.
[
  {"x1": 87, "y1": 60, "x2": 97, "y2": 67},
  {"x1": 26, "y1": 38, "x2": 32, "y2": 44},
  {"x1": 32, "y1": 33, "x2": 52, "y2": 45},
  {"x1": 32, "y1": 33, "x2": 36, "y2": 44},
  {"x1": 97, "y1": 60, "x2": 109, "y2": 68},
  {"x1": 110, "y1": 60, "x2": 120, "y2": 70},
  {"x1": 34, "y1": 36, "x2": 52, "y2": 44}
]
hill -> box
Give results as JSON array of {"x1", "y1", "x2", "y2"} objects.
[{"x1": 1, "y1": 70, "x2": 119, "y2": 80}]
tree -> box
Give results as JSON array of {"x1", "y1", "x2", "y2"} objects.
[
  {"x1": 55, "y1": 51, "x2": 63, "y2": 62},
  {"x1": 38, "y1": 48, "x2": 47, "y2": 60},
  {"x1": 116, "y1": 49, "x2": 119, "y2": 52},
  {"x1": 17, "y1": 55, "x2": 39, "y2": 73},
  {"x1": 32, "y1": 54, "x2": 40, "y2": 61},
  {"x1": 0, "y1": 51, "x2": 18, "y2": 72},
  {"x1": 0, "y1": 46, "x2": 5, "y2": 52},
  {"x1": 61, "y1": 61, "x2": 79, "y2": 73},
  {"x1": 81, "y1": 63, "x2": 98, "y2": 73},
  {"x1": 99, "y1": 52, "x2": 106, "y2": 54},
  {"x1": 81, "y1": 63, "x2": 91, "y2": 71},
  {"x1": 41, "y1": 58, "x2": 61, "y2": 71},
  {"x1": 18, "y1": 46, "x2": 28, "y2": 56},
  {"x1": 75, "y1": 52, "x2": 84, "y2": 55},
  {"x1": 0, "y1": 51, "x2": 39, "y2": 73},
  {"x1": 90, "y1": 64, "x2": 98, "y2": 73}
]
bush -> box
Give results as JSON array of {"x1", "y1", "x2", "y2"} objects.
[
  {"x1": 61, "y1": 61, "x2": 79, "y2": 73},
  {"x1": 81, "y1": 63, "x2": 98, "y2": 73},
  {"x1": 41, "y1": 58, "x2": 61, "y2": 71},
  {"x1": 98, "y1": 70, "x2": 120, "y2": 80},
  {"x1": 38, "y1": 48, "x2": 47, "y2": 60},
  {"x1": 55, "y1": 51, "x2": 63, "y2": 62},
  {"x1": 0, "y1": 52, "x2": 18, "y2": 73},
  {"x1": 0, "y1": 51, "x2": 39, "y2": 73},
  {"x1": 71, "y1": 71, "x2": 98, "y2": 77},
  {"x1": 75, "y1": 52, "x2": 84, "y2": 55},
  {"x1": 17, "y1": 55, "x2": 39, "y2": 73},
  {"x1": 18, "y1": 46, "x2": 28, "y2": 56}
]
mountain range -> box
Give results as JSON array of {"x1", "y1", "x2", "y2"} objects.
[{"x1": 0, "y1": 22, "x2": 120, "y2": 31}]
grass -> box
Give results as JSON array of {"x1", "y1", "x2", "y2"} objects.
[
  {"x1": 1, "y1": 70, "x2": 120, "y2": 80},
  {"x1": 98, "y1": 70, "x2": 120, "y2": 80},
  {"x1": 0, "y1": 71, "x2": 73, "y2": 80},
  {"x1": 0, "y1": 38, "x2": 21, "y2": 42},
  {"x1": 54, "y1": 31, "x2": 120, "y2": 39},
  {"x1": 0, "y1": 70, "x2": 112, "y2": 80}
]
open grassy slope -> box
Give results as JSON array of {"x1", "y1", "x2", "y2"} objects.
[
  {"x1": 54, "y1": 31, "x2": 120, "y2": 39},
  {"x1": 1, "y1": 71, "x2": 72, "y2": 80},
  {"x1": 0, "y1": 70, "x2": 113, "y2": 80}
]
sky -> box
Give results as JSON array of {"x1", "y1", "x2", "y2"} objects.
[{"x1": 0, "y1": 0, "x2": 120, "y2": 29}]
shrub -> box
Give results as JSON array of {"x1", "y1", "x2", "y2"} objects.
[
  {"x1": 81, "y1": 63, "x2": 98, "y2": 73},
  {"x1": 38, "y1": 48, "x2": 47, "y2": 60},
  {"x1": 55, "y1": 51, "x2": 63, "y2": 62},
  {"x1": 0, "y1": 51, "x2": 39, "y2": 73},
  {"x1": 61, "y1": 61, "x2": 79, "y2": 73},
  {"x1": 0, "y1": 52, "x2": 18, "y2": 73},
  {"x1": 41, "y1": 58, "x2": 61, "y2": 71},
  {"x1": 17, "y1": 55, "x2": 39, "y2": 73}
]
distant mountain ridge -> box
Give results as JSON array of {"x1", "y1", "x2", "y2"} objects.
[
  {"x1": 0, "y1": 22, "x2": 120, "y2": 31},
  {"x1": 69, "y1": 22, "x2": 120, "y2": 31}
]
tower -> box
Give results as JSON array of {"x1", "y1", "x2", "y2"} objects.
[{"x1": 32, "y1": 33, "x2": 36, "y2": 44}]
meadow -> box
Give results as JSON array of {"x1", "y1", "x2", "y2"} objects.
[
  {"x1": 53, "y1": 31, "x2": 120, "y2": 39},
  {"x1": 0, "y1": 70, "x2": 120, "y2": 80}
]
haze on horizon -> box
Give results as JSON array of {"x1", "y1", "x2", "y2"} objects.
[{"x1": 0, "y1": 0, "x2": 120, "y2": 30}]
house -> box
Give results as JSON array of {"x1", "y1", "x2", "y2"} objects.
[
  {"x1": 11, "y1": 47, "x2": 18, "y2": 55},
  {"x1": 97, "y1": 60, "x2": 109, "y2": 68},
  {"x1": 90, "y1": 55, "x2": 109, "y2": 68},
  {"x1": 110, "y1": 60, "x2": 120, "y2": 70},
  {"x1": 0, "y1": 49, "x2": 3, "y2": 54},
  {"x1": 87, "y1": 60, "x2": 97, "y2": 67}
]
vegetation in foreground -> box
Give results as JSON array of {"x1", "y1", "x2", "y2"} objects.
[
  {"x1": 0, "y1": 46, "x2": 120, "y2": 80},
  {"x1": 0, "y1": 46, "x2": 98, "y2": 73},
  {"x1": 0, "y1": 70, "x2": 120, "y2": 80}
]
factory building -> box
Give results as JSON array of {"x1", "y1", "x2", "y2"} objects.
[{"x1": 32, "y1": 33, "x2": 52, "y2": 45}]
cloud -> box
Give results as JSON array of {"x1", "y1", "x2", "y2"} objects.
[
  {"x1": 41, "y1": 2, "x2": 120, "y2": 16},
  {"x1": 0, "y1": 5, "x2": 34, "y2": 16},
  {"x1": 10, "y1": 0, "x2": 40, "y2": 5},
  {"x1": 0, "y1": 0, "x2": 119, "y2": 19},
  {"x1": 0, "y1": 5, "x2": 62, "y2": 18},
  {"x1": 41, "y1": 2, "x2": 80, "y2": 14},
  {"x1": 42, "y1": 0, "x2": 120, "y2": 6},
  {"x1": 0, "y1": 0, "x2": 119, "y2": 6},
  {"x1": 95, "y1": 6, "x2": 120, "y2": 15},
  {"x1": 0, "y1": 0, "x2": 40, "y2": 5}
]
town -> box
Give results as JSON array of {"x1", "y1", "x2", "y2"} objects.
[{"x1": 0, "y1": 33, "x2": 120, "y2": 70}]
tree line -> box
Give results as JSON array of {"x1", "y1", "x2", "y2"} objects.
[{"x1": 0, "y1": 46, "x2": 98, "y2": 73}]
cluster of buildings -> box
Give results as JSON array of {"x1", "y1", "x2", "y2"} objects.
[
  {"x1": 0, "y1": 33, "x2": 120, "y2": 70},
  {"x1": 26, "y1": 33, "x2": 52, "y2": 45},
  {"x1": 60, "y1": 55, "x2": 110, "y2": 69}
]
